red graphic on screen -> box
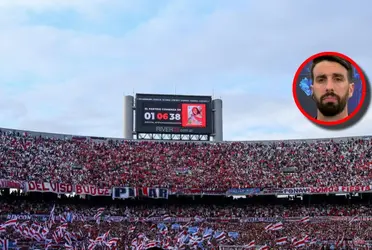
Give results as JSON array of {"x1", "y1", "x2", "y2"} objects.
[{"x1": 181, "y1": 104, "x2": 206, "y2": 127}]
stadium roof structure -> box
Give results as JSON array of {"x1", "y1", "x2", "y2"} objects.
[{"x1": 0, "y1": 126, "x2": 370, "y2": 144}]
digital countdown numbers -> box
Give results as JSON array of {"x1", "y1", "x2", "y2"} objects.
[
  {"x1": 135, "y1": 94, "x2": 212, "y2": 134},
  {"x1": 143, "y1": 112, "x2": 181, "y2": 121}
]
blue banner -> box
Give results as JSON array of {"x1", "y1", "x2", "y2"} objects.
[
  {"x1": 188, "y1": 227, "x2": 199, "y2": 234},
  {"x1": 112, "y1": 187, "x2": 168, "y2": 199},
  {"x1": 171, "y1": 223, "x2": 181, "y2": 230},
  {"x1": 228, "y1": 232, "x2": 239, "y2": 239}
]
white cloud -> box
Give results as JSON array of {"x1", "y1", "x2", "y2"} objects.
[{"x1": 0, "y1": 0, "x2": 371, "y2": 140}]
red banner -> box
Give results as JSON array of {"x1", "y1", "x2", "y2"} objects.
[{"x1": 26, "y1": 181, "x2": 111, "y2": 196}]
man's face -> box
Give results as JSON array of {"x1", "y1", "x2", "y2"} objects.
[{"x1": 311, "y1": 61, "x2": 354, "y2": 117}]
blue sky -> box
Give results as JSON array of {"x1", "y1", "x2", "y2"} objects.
[{"x1": 0, "y1": 0, "x2": 371, "y2": 140}]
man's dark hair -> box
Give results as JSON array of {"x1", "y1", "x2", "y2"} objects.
[{"x1": 310, "y1": 55, "x2": 353, "y2": 83}]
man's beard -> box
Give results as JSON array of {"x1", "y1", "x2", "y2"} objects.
[{"x1": 314, "y1": 91, "x2": 349, "y2": 117}]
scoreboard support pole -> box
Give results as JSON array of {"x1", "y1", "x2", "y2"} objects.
[
  {"x1": 212, "y1": 99, "x2": 223, "y2": 142},
  {"x1": 123, "y1": 95, "x2": 223, "y2": 142},
  {"x1": 123, "y1": 95, "x2": 135, "y2": 140}
]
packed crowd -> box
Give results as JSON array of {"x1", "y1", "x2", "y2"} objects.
[
  {"x1": 0, "y1": 129, "x2": 371, "y2": 189},
  {"x1": 1, "y1": 199, "x2": 372, "y2": 249}
]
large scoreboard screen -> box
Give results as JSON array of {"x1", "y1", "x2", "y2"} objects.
[{"x1": 135, "y1": 94, "x2": 213, "y2": 134}]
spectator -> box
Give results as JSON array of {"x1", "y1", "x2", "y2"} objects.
[{"x1": 0, "y1": 129, "x2": 371, "y2": 189}]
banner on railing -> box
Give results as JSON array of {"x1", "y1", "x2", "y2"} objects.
[
  {"x1": 75, "y1": 184, "x2": 111, "y2": 196},
  {"x1": 261, "y1": 185, "x2": 372, "y2": 195},
  {"x1": 6, "y1": 214, "x2": 32, "y2": 220},
  {"x1": 171, "y1": 188, "x2": 227, "y2": 195},
  {"x1": 5, "y1": 214, "x2": 49, "y2": 222},
  {"x1": 283, "y1": 185, "x2": 371, "y2": 194},
  {"x1": 226, "y1": 188, "x2": 261, "y2": 195},
  {"x1": 0, "y1": 179, "x2": 24, "y2": 189},
  {"x1": 25, "y1": 181, "x2": 111, "y2": 196},
  {"x1": 112, "y1": 187, "x2": 133, "y2": 199},
  {"x1": 261, "y1": 188, "x2": 284, "y2": 194},
  {"x1": 26, "y1": 181, "x2": 73, "y2": 194},
  {"x1": 112, "y1": 187, "x2": 169, "y2": 200},
  {"x1": 3, "y1": 179, "x2": 372, "y2": 197},
  {"x1": 137, "y1": 187, "x2": 169, "y2": 199}
]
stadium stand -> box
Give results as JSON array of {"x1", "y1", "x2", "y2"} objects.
[
  {"x1": 1, "y1": 128, "x2": 371, "y2": 188},
  {"x1": 0, "y1": 127, "x2": 372, "y2": 249}
]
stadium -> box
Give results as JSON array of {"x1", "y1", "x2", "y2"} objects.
[
  {"x1": 1, "y1": 1, "x2": 372, "y2": 250},
  {"x1": 0, "y1": 92, "x2": 371, "y2": 250}
]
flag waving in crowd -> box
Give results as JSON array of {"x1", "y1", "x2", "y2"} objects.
[
  {"x1": 94, "y1": 208, "x2": 105, "y2": 225},
  {"x1": 2, "y1": 203, "x2": 372, "y2": 249}
]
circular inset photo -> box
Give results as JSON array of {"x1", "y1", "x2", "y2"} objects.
[{"x1": 293, "y1": 51, "x2": 367, "y2": 126}]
